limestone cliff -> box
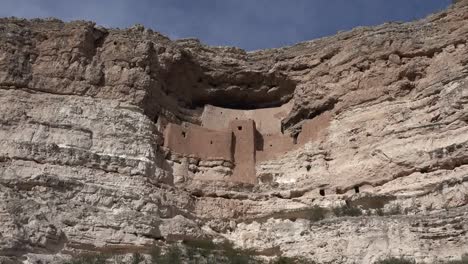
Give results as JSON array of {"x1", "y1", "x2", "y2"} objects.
[{"x1": 0, "y1": 1, "x2": 468, "y2": 263}]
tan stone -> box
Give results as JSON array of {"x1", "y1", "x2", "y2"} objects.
[{"x1": 1, "y1": 1, "x2": 468, "y2": 263}]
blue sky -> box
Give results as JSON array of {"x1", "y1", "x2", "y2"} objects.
[{"x1": 0, "y1": 0, "x2": 452, "y2": 50}]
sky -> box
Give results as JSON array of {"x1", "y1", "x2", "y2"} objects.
[{"x1": 0, "y1": 0, "x2": 452, "y2": 51}]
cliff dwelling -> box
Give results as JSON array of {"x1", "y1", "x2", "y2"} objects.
[
  {"x1": 2, "y1": 1, "x2": 468, "y2": 262},
  {"x1": 162, "y1": 101, "x2": 332, "y2": 184}
]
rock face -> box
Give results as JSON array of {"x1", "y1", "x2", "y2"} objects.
[{"x1": 0, "y1": 1, "x2": 468, "y2": 263}]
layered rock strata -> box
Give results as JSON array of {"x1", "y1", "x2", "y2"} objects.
[{"x1": 1, "y1": 1, "x2": 468, "y2": 263}]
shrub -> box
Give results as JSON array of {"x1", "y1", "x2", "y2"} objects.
[
  {"x1": 273, "y1": 256, "x2": 313, "y2": 264},
  {"x1": 149, "y1": 245, "x2": 162, "y2": 261},
  {"x1": 445, "y1": 254, "x2": 468, "y2": 264},
  {"x1": 131, "y1": 252, "x2": 144, "y2": 264},
  {"x1": 374, "y1": 257, "x2": 415, "y2": 264},
  {"x1": 376, "y1": 208, "x2": 385, "y2": 216},
  {"x1": 333, "y1": 205, "x2": 363, "y2": 217},
  {"x1": 306, "y1": 206, "x2": 327, "y2": 222},
  {"x1": 219, "y1": 241, "x2": 256, "y2": 264},
  {"x1": 224, "y1": 251, "x2": 253, "y2": 264},
  {"x1": 386, "y1": 204, "x2": 402, "y2": 215},
  {"x1": 184, "y1": 239, "x2": 217, "y2": 251},
  {"x1": 150, "y1": 244, "x2": 182, "y2": 264},
  {"x1": 64, "y1": 253, "x2": 107, "y2": 264},
  {"x1": 166, "y1": 246, "x2": 182, "y2": 263},
  {"x1": 185, "y1": 246, "x2": 199, "y2": 263},
  {"x1": 184, "y1": 240, "x2": 217, "y2": 263},
  {"x1": 150, "y1": 240, "x2": 257, "y2": 264}
]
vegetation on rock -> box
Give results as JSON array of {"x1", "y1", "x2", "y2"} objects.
[
  {"x1": 306, "y1": 205, "x2": 327, "y2": 221},
  {"x1": 332, "y1": 205, "x2": 363, "y2": 217},
  {"x1": 445, "y1": 254, "x2": 468, "y2": 264},
  {"x1": 374, "y1": 257, "x2": 416, "y2": 264},
  {"x1": 64, "y1": 254, "x2": 107, "y2": 264}
]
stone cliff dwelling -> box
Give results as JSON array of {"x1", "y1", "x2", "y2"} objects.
[
  {"x1": 162, "y1": 101, "x2": 332, "y2": 184},
  {"x1": 3, "y1": 1, "x2": 468, "y2": 262}
]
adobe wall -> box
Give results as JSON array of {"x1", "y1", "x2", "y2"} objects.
[
  {"x1": 163, "y1": 123, "x2": 233, "y2": 161},
  {"x1": 229, "y1": 120, "x2": 257, "y2": 184},
  {"x1": 201, "y1": 101, "x2": 293, "y2": 134},
  {"x1": 256, "y1": 134, "x2": 296, "y2": 162},
  {"x1": 255, "y1": 111, "x2": 332, "y2": 162},
  {"x1": 163, "y1": 107, "x2": 332, "y2": 185},
  {"x1": 297, "y1": 111, "x2": 332, "y2": 145}
]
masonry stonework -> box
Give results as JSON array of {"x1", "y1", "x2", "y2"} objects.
[
  {"x1": 230, "y1": 120, "x2": 257, "y2": 184},
  {"x1": 163, "y1": 103, "x2": 330, "y2": 184},
  {"x1": 297, "y1": 112, "x2": 332, "y2": 145},
  {"x1": 201, "y1": 102, "x2": 292, "y2": 134},
  {"x1": 164, "y1": 123, "x2": 233, "y2": 161},
  {"x1": 256, "y1": 134, "x2": 296, "y2": 162}
]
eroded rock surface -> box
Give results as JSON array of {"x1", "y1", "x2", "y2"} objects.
[{"x1": 1, "y1": 1, "x2": 468, "y2": 263}]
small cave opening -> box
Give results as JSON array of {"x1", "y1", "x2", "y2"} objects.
[
  {"x1": 238, "y1": 126, "x2": 243, "y2": 131},
  {"x1": 182, "y1": 131, "x2": 187, "y2": 138},
  {"x1": 210, "y1": 140, "x2": 213, "y2": 145},
  {"x1": 319, "y1": 189, "x2": 325, "y2": 196},
  {"x1": 306, "y1": 165, "x2": 311, "y2": 172},
  {"x1": 420, "y1": 167, "x2": 429, "y2": 173},
  {"x1": 154, "y1": 114, "x2": 159, "y2": 124},
  {"x1": 354, "y1": 186, "x2": 360, "y2": 194},
  {"x1": 293, "y1": 133, "x2": 298, "y2": 145}
]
